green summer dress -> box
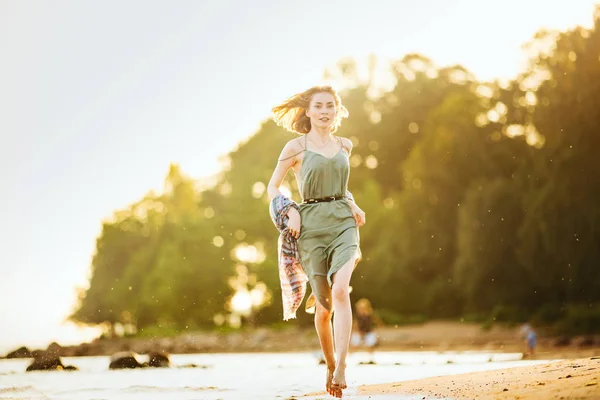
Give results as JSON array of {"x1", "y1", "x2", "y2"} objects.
[{"x1": 297, "y1": 136, "x2": 361, "y2": 311}]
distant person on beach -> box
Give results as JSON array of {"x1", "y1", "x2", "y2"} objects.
[
  {"x1": 519, "y1": 323, "x2": 537, "y2": 357},
  {"x1": 268, "y1": 86, "x2": 365, "y2": 398},
  {"x1": 350, "y1": 298, "x2": 381, "y2": 363}
]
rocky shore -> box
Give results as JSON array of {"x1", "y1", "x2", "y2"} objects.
[{"x1": 2, "y1": 322, "x2": 599, "y2": 371}]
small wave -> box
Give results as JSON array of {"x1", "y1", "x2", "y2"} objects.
[
  {"x1": 124, "y1": 385, "x2": 227, "y2": 393},
  {"x1": 0, "y1": 385, "x2": 35, "y2": 393},
  {"x1": 183, "y1": 386, "x2": 226, "y2": 392}
]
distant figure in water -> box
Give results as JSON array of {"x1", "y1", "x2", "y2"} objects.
[
  {"x1": 351, "y1": 298, "x2": 380, "y2": 363},
  {"x1": 519, "y1": 323, "x2": 537, "y2": 357}
]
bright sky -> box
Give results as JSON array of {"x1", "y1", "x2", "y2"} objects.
[{"x1": 0, "y1": 0, "x2": 597, "y2": 353}]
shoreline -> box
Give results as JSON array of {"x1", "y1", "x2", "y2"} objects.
[
  {"x1": 2, "y1": 321, "x2": 599, "y2": 361},
  {"x1": 358, "y1": 357, "x2": 600, "y2": 399}
]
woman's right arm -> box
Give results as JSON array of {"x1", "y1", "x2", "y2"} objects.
[
  {"x1": 267, "y1": 140, "x2": 300, "y2": 200},
  {"x1": 268, "y1": 140, "x2": 302, "y2": 238}
]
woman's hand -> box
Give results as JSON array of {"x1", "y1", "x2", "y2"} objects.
[
  {"x1": 349, "y1": 202, "x2": 366, "y2": 227},
  {"x1": 286, "y1": 207, "x2": 301, "y2": 239}
]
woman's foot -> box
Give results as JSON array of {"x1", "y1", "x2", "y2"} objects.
[
  {"x1": 331, "y1": 365, "x2": 347, "y2": 398},
  {"x1": 326, "y1": 366, "x2": 335, "y2": 396}
]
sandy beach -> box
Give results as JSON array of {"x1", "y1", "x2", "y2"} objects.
[
  {"x1": 357, "y1": 357, "x2": 600, "y2": 399},
  {"x1": 2, "y1": 320, "x2": 599, "y2": 399}
]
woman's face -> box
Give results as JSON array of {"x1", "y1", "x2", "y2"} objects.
[{"x1": 306, "y1": 92, "x2": 336, "y2": 130}]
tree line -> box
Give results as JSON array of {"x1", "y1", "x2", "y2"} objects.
[{"x1": 72, "y1": 8, "x2": 600, "y2": 336}]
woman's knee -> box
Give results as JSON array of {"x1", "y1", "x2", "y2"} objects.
[
  {"x1": 315, "y1": 303, "x2": 332, "y2": 322},
  {"x1": 332, "y1": 283, "x2": 350, "y2": 303}
]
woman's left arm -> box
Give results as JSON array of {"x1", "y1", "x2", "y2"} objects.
[{"x1": 349, "y1": 197, "x2": 366, "y2": 227}]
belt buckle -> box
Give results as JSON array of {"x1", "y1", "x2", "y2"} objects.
[{"x1": 328, "y1": 196, "x2": 335, "y2": 202}]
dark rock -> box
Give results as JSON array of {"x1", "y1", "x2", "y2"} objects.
[
  {"x1": 26, "y1": 357, "x2": 63, "y2": 371},
  {"x1": 26, "y1": 350, "x2": 78, "y2": 372},
  {"x1": 30, "y1": 349, "x2": 45, "y2": 359},
  {"x1": 46, "y1": 342, "x2": 63, "y2": 357},
  {"x1": 147, "y1": 351, "x2": 170, "y2": 368},
  {"x1": 109, "y1": 351, "x2": 146, "y2": 369},
  {"x1": 5, "y1": 346, "x2": 31, "y2": 359}
]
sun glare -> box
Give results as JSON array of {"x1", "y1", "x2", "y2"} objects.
[
  {"x1": 233, "y1": 243, "x2": 266, "y2": 264},
  {"x1": 230, "y1": 290, "x2": 252, "y2": 317}
]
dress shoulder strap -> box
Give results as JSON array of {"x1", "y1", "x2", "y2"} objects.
[
  {"x1": 336, "y1": 136, "x2": 351, "y2": 155},
  {"x1": 278, "y1": 137, "x2": 307, "y2": 162}
]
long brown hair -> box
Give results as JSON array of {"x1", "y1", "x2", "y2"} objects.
[{"x1": 271, "y1": 86, "x2": 349, "y2": 134}]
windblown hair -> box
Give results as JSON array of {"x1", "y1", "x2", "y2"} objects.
[{"x1": 271, "y1": 86, "x2": 349, "y2": 134}]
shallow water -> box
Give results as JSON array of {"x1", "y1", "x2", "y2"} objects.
[{"x1": 0, "y1": 351, "x2": 546, "y2": 399}]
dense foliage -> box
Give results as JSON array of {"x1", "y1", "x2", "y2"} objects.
[{"x1": 72, "y1": 9, "x2": 600, "y2": 335}]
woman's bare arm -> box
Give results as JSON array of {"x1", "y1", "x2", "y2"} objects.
[
  {"x1": 268, "y1": 139, "x2": 304, "y2": 238},
  {"x1": 267, "y1": 139, "x2": 302, "y2": 201}
]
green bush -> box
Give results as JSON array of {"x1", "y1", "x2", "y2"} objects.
[
  {"x1": 479, "y1": 305, "x2": 528, "y2": 331},
  {"x1": 489, "y1": 305, "x2": 528, "y2": 323},
  {"x1": 553, "y1": 305, "x2": 600, "y2": 335},
  {"x1": 531, "y1": 304, "x2": 566, "y2": 325}
]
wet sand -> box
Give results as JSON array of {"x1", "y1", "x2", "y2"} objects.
[{"x1": 358, "y1": 357, "x2": 600, "y2": 399}]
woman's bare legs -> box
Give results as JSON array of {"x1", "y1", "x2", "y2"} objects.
[
  {"x1": 330, "y1": 257, "x2": 359, "y2": 396},
  {"x1": 314, "y1": 299, "x2": 336, "y2": 396}
]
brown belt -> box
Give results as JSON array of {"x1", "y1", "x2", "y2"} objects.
[{"x1": 302, "y1": 196, "x2": 344, "y2": 204}]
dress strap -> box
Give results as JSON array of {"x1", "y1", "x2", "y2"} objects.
[
  {"x1": 278, "y1": 137, "x2": 307, "y2": 162},
  {"x1": 336, "y1": 136, "x2": 351, "y2": 155}
]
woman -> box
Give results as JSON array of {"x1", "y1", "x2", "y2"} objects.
[{"x1": 267, "y1": 86, "x2": 365, "y2": 398}]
